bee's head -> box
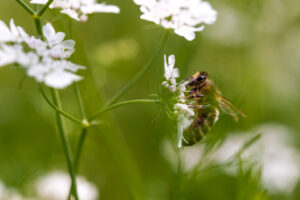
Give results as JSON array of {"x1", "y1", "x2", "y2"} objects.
[{"x1": 188, "y1": 71, "x2": 208, "y2": 86}]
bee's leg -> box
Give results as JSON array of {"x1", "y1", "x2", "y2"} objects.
[
  {"x1": 206, "y1": 108, "x2": 219, "y2": 126},
  {"x1": 198, "y1": 129, "x2": 205, "y2": 139},
  {"x1": 197, "y1": 116, "x2": 211, "y2": 135},
  {"x1": 192, "y1": 117, "x2": 206, "y2": 140},
  {"x1": 201, "y1": 121, "x2": 211, "y2": 134},
  {"x1": 195, "y1": 104, "x2": 211, "y2": 110},
  {"x1": 195, "y1": 94, "x2": 204, "y2": 98},
  {"x1": 186, "y1": 94, "x2": 196, "y2": 99},
  {"x1": 191, "y1": 86, "x2": 200, "y2": 93},
  {"x1": 186, "y1": 93, "x2": 204, "y2": 100},
  {"x1": 192, "y1": 136, "x2": 198, "y2": 144},
  {"x1": 182, "y1": 127, "x2": 198, "y2": 146},
  {"x1": 188, "y1": 105, "x2": 196, "y2": 109}
]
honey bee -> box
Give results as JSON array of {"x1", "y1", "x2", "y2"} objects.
[{"x1": 182, "y1": 71, "x2": 246, "y2": 146}]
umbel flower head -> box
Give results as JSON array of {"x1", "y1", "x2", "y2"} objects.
[
  {"x1": 161, "y1": 54, "x2": 194, "y2": 148},
  {"x1": 134, "y1": 0, "x2": 217, "y2": 41},
  {"x1": 0, "y1": 19, "x2": 84, "y2": 89},
  {"x1": 30, "y1": 0, "x2": 120, "y2": 22}
]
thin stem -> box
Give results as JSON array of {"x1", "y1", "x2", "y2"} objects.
[
  {"x1": 74, "y1": 128, "x2": 88, "y2": 171},
  {"x1": 104, "y1": 30, "x2": 169, "y2": 106},
  {"x1": 173, "y1": 147, "x2": 182, "y2": 200},
  {"x1": 89, "y1": 99, "x2": 160, "y2": 121},
  {"x1": 38, "y1": 0, "x2": 54, "y2": 16},
  {"x1": 67, "y1": 128, "x2": 88, "y2": 200},
  {"x1": 18, "y1": 3, "x2": 80, "y2": 199},
  {"x1": 39, "y1": 85, "x2": 82, "y2": 125},
  {"x1": 34, "y1": 17, "x2": 43, "y2": 39},
  {"x1": 74, "y1": 83, "x2": 86, "y2": 119},
  {"x1": 67, "y1": 83, "x2": 88, "y2": 200},
  {"x1": 51, "y1": 89, "x2": 79, "y2": 200},
  {"x1": 65, "y1": 18, "x2": 88, "y2": 200},
  {"x1": 16, "y1": 0, "x2": 35, "y2": 16}
]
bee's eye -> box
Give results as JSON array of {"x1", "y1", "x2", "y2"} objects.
[{"x1": 197, "y1": 76, "x2": 206, "y2": 82}]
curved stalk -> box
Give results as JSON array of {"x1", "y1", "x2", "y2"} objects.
[
  {"x1": 74, "y1": 83, "x2": 86, "y2": 119},
  {"x1": 89, "y1": 99, "x2": 160, "y2": 121},
  {"x1": 73, "y1": 128, "x2": 88, "y2": 171},
  {"x1": 16, "y1": 0, "x2": 35, "y2": 15},
  {"x1": 38, "y1": 0, "x2": 54, "y2": 16},
  {"x1": 104, "y1": 30, "x2": 169, "y2": 106},
  {"x1": 39, "y1": 85, "x2": 82, "y2": 125}
]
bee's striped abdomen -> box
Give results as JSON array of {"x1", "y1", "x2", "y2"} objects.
[{"x1": 182, "y1": 107, "x2": 219, "y2": 146}]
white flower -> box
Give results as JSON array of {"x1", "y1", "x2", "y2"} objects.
[
  {"x1": 161, "y1": 54, "x2": 195, "y2": 147},
  {"x1": 162, "y1": 54, "x2": 179, "y2": 92},
  {"x1": 41, "y1": 23, "x2": 76, "y2": 59},
  {"x1": 36, "y1": 171, "x2": 99, "y2": 200},
  {"x1": 43, "y1": 23, "x2": 66, "y2": 47},
  {"x1": 161, "y1": 139, "x2": 205, "y2": 172},
  {"x1": 0, "y1": 180, "x2": 24, "y2": 200},
  {"x1": 0, "y1": 44, "x2": 23, "y2": 66},
  {"x1": 27, "y1": 59, "x2": 84, "y2": 89},
  {"x1": 212, "y1": 124, "x2": 300, "y2": 194},
  {"x1": 0, "y1": 19, "x2": 23, "y2": 43},
  {"x1": 30, "y1": 0, "x2": 120, "y2": 22},
  {"x1": 174, "y1": 103, "x2": 194, "y2": 116},
  {"x1": 174, "y1": 103, "x2": 195, "y2": 148},
  {"x1": 0, "y1": 19, "x2": 85, "y2": 89},
  {"x1": 161, "y1": 54, "x2": 188, "y2": 101},
  {"x1": 177, "y1": 81, "x2": 188, "y2": 103},
  {"x1": 162, "y1": 123, "x2": 300, "y2": 194},
  {"x1": 164, "y1": 54, "x2": 179, "y2": 81},
  {"x1": 133, "y1": 0, "x2": 217, "y2": 41}
]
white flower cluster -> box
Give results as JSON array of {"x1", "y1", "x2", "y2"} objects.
[
  {"x1": 162, "y1": 54, "x2": 179, "y2": 92},
  {"x1": 30, "y1": 0, "x2": 120, "y2": 22},
  {"x1": 162, "y1": 54, "x2": 194, "y2": 147},
  {"x1": 36, "y1": 171, "x2": 99, "y2": 200},
  {"x1": 213, "y1": 124, "x2": 300, "y2": 194},
  {"x1": 162, "y1": 54, "x2": 188, "y2": 102},
  {"x1": 162, "y1": 123, "x2": 300, "y2": 194},
  {"x1": 0, "y1": 180, "x2": 24, "y2": 200},
  {"x1": 0, "y1": 19, "x2": 84, "y2": 89},
  {"x1": 174, "y1": 103, "x2": 194, "y2": 148},
  {"x1": 133, "y1": 0, "x2": 217, "y2": 41}
]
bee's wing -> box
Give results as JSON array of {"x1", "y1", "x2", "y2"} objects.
[{"x1": 216, "y1": 93, "x2": 246, "y2": 121}]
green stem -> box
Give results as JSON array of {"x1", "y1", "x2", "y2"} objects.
[
  {"x1": 74, "y1": 83, "x2": 86, "y2": 119},
  {"x1": 51, "y1": 89, "x2": 79, "y2": 200},
  {"x1": 16, "y1": 0, "x2": 35, "y2": 16},
  {"x1": 39, "y1": 85, "x2": 82, "y2": 125},
  {"x1": 38, "y1": 0, "x2": 54, "y2": 16},
  {"x1": 104, "y1": 30, "x2": 169, "y2": 106},
  {"x1": 73, "y1": 128, "x2": 88, "y2": 172},
  {"x1": 67, "y1": 83, "x2": 88, "y2": 200},
  {"x1": 67, "y1": 128, "x2": 88, "y2": 200},
  {"x1": 17, "y1": 2, "x2": 80, "y2": 199},
  {"x1": 89, "y1": 99, "x2": 160, "y2": 121},
  {"x1": 33, "y1": 17, "x2": 43, "y2": 39}
]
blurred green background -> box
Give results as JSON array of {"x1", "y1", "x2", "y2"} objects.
[{"x1": 0, "y1": 0, "x2": 300, "y2": 199}]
